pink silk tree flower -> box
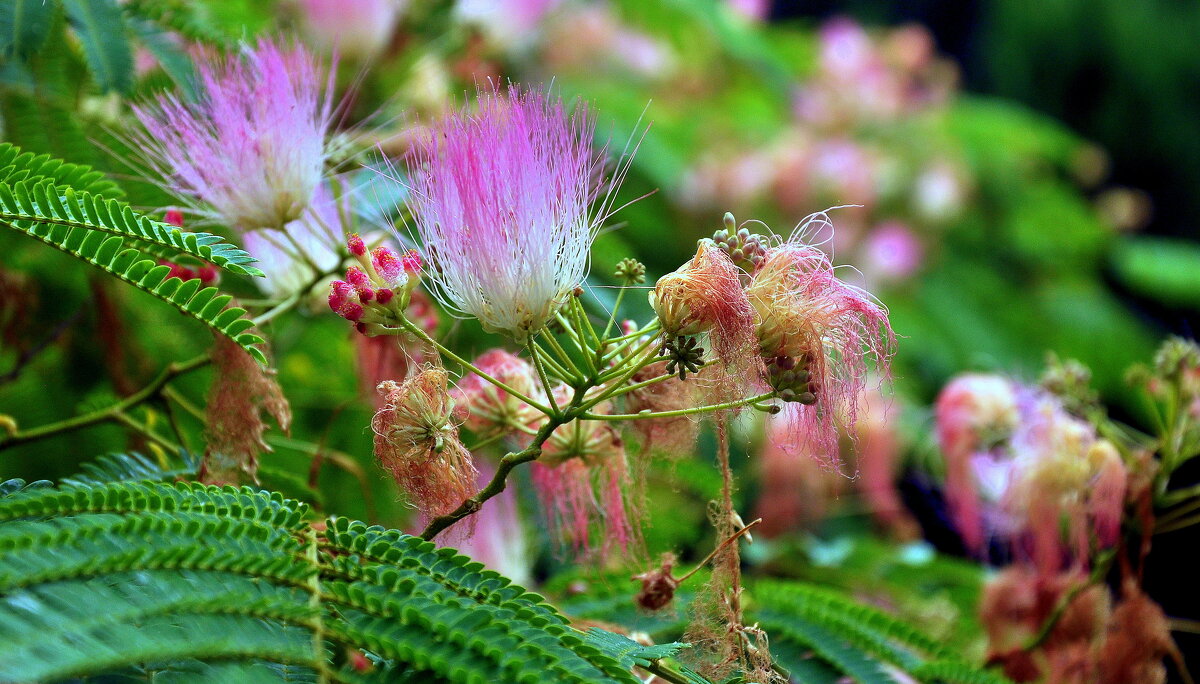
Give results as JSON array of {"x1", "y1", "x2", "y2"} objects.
[
  {"x1": 934, "y1": 373, "x2": 1020, "y2": 555},
  {"x1": 403, "y1": 84, "x2": 631, "y2": 343},
  {"x1": 297, "y1": 0, "x2": 404, "y2": 61},
  {"x1": 745, "y1": 213, "x2": 896, "y2": 468},
  {"x1": 131, "y1": 39, "x2": 334, "y2": 233}
]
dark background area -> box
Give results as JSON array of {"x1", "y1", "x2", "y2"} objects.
[{"x1": 774, "y1": 0, "x2": 1200, "y2": 667}]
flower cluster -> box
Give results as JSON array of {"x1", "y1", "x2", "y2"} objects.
[
  {"x1": 935, "y1": 373, "x2": 1128, "y2": 567},
  {"x1": 650, "y1": 212, "x2": 895, "y2": 466}
]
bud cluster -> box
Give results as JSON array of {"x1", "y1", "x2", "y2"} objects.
[
  {"x1": 766, "y1": 354, "x2": 818, "y2": 404},
  {"x1": 710, "y1": 212, "x2": 770, "y2": 273},
  {"x1": 329, "y1": 234, "x2": 422, "y2": 334}
]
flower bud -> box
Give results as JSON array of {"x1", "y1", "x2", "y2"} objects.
[{"x1": 347, "y1": 233, "x2": 367, "y2": 257}]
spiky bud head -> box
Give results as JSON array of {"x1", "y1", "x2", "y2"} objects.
[{"x1": 614, "y1": 258, "x2": 646, "y2": 285}]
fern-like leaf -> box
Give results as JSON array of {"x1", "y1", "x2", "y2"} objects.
[
  {"x1": 0, "y1": 473, "x2": 711, "y2": 684},
  {"x1": 0, "y1": 177, "x2": 267, "y2": 361},
  {"x1": 62, "y1": 0, "x2": 135, "y2": 94},
  {"x1": 0, "y1": 0, "x2": 55, "y2": 59},
  {"x1": 0, "y1": 173, "x2": 262, "y2": 274},
  {"x1": 0, "y1": 141, "x2": 122, "y2": 196}
]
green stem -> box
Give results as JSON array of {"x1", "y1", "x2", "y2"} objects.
[
  {"x1": 113, "y1": 410, "x2": 181, "y2": 456},
  {"x1": 529, "y1": 344, "x2": 561, "y2": 418},
  {"x1": 303, "y1": 526, "x2": 331, "y2": 684},
  {"x1": 541, "y1": 331, "x2": 585, "y2": 382},
  {"x1": 420, "y1": 415, "x2": 565, "y2": 540},
  {"x1": 582, "y1": 393, "x2": 775, "y2": 422},
  {"x1": 393, "y1": 316, "x2": 554, "y2": 415},
  {"x1": 1158, "y1": 482, "x2": 1200, "y2": 509},
  {"x1": 571, "y1": 296, "x2": 601, "y2": 349},
  {"x1": 599, "y1": 286, "x2": 627, "y2": 342},
  {"x1": 532, "y1": 337, "x2": 578, "y2": 384},
  {"x1": 0, "y1": 354, "x2": 211, "y2": 451}
]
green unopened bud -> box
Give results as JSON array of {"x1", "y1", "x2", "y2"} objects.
[{"x1": 614, "y1": 258, "x2": 647, "y2": 285}]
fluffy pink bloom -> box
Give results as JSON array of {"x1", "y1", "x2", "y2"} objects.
[
  {"x1": 935, "y1": 373, "x2": 1020, "y2": 554},
  {"x1": 297, "y1": 0, "x2": 404, "y2": 61},
  {"x1": 403, "y1": 84, "x2": 631, "y2": 343},
  {"x1": 746, "y1": 213, "x2": 896, "y2": 467},
  {"x1": 936, "y1": 375, "x2": 1129, "y2": 565},
  {"x1": 531, "y1": 455, "x2": 632, "y2": 560},
  {"x1": 862, "y1": 221, "x2": 924, "y2": 282},
  {"x1": 131, "y1": 39, "x2": 334, "y2": 232}
]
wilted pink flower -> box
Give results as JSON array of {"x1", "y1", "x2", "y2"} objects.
[
  {"x1": 745, "y1": 213, "x2": 896, "y2": 467},
  {"x1": 862, "y1": 221, "x2": 924, "y2": 282},
  {"x1": 132, "y1": 39, "x2": 334, "y2": 232},
  {"x1": 650, "y1": 240, "x2": 759, "y2": 384},
  {"x1": 297, "y1": 0, "x2": 404, "y2": 61},
  {"x1": 404, "y1": 84, "x2": 631, "y2": 343},
  {"x1": 202, "y1": 334, "x2": 291, "y2": 485},
  {"x1": 532, "y1": 397, "x2": 634, "y2": 558},
  {"x1": 372, "y1": 366, "x2": 477, "y2": 524}
]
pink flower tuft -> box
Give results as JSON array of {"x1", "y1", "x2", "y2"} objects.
[
  {"x1": 164, "y1": 208, "x2": 184, "y2": 227},
  {"x1": 131, "y1": 39, "x2": 334, "y2": 232},
  {"x1": 746, "y1": 213, "x2": 896, "y2": 468},
  {"x1": 372, "y1": 366, "x2": 477, "y2": 525},
  {"x1": 403, "y1": 83, "x2": 632, "y2": 343},
  {"x1": 531, "y1": 454, "x2": 633, "y2": 559},
  {"x1": 934, "y1": 373, "x2": 1020, "y2": 554}
]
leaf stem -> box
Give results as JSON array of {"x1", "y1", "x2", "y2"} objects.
[{"x1": 0, "y1": 354, "x2": 211, "y2": 451}]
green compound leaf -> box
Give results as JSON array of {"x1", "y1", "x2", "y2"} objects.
[
  {"x1": 0, "y1": 469, "x2": 707, "y2": 684},
  {"x1": 62, "y1": 0, "x2": 135, "y2": 94}
]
